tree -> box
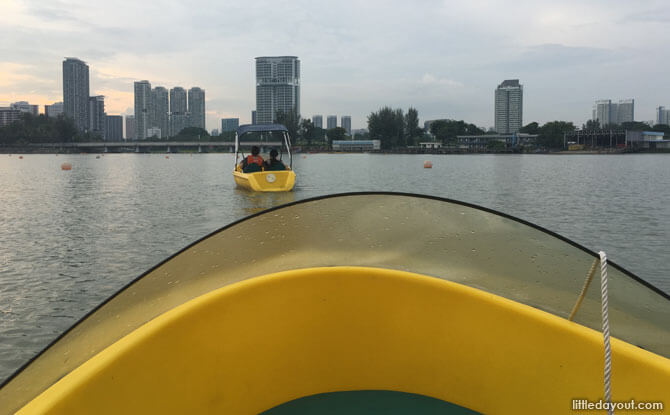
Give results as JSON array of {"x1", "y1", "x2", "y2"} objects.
[
  {"x1": 327, "y1": 127, "x2": 346, "y2": 142},
  {"x1": 538, "y1": 121, "x2": 575, "y2": 149},
  {"x1": 299, "y1": 118, "x2": 315, "y2": 144},
  {"x1": 519, "y1": 122, "x2": 539, "y2": 135},
  {"x1": 621, "y1": 121, "x2": 653, "y2": 131},
  {"x1": 274, "y1": 109, "x2": 300, "y2": 140},
  {"x1": 404, "y1": 107, "x2": 422, "y2": 146},
  {"x1": 172, "y1": 127, "x2": 210, "y2": 141},
  {"x1": 430, "y1": 119, "x2": 484, "y2": 143},
  {"x1": 367, "y1": 107, "x2": 406, "y2": 149},
  {"x1": 582, "y1": 119, "x2": 600, "y2": 130},
  {"x1": 652, "y1": 124, "x2": 670, "y2": 135}
]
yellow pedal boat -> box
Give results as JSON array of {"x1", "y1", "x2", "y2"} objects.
[
  {"x1": 233, "y1": 124, "x2": 296, "y2": 192},
  {"x1": 1, "y1": 193, "x2": 668, "y2": 414}
]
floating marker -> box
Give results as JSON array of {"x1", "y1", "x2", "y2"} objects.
[
  {"x1": 61, "y1": 162, "x2": 72, "y2": 171},
  {"x1": 19, "y1": 156, "x2": 23, "y2": 159},
  {"x1": 165, "y1": 155, "x2": 170, "y2": 159},
  {"x1": 424, "y1": 160, "x2": 432, "y2": 168}
]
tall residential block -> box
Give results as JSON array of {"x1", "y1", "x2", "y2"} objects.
[
  {"x1": 592, "y1": 99, "x2": 635, "y2": 127},
  {"x1": 221, "y1": 118, "x2": 240, "y2": 132},
  {"x1": 188, "y1": 87, "x2": 206, "y2": 130},
  {"x1": 327, "y1": 115, "x2": 337, "y2": 129},
  {"x1": 151, "y1": 86, "x2": 169, "y2": 138},
  {"x1": 312, "y1": 115, "x2": 323, "y2": 129},
  {"x1": 105, "y1": 115, "x2": 123, "y2": 141},
  {"x1": 170, "y1": 86, "x2": 188, "y2": 136},
  {"x1": 125, "y1": 115, "x2": 135, "y2": 140},
  {"x1": 341, "y1": 116, "x2": 351, "y2": 135},
  {"x1": 134, "y1": 80, "x2": 152, "y2": 139},
  {"x1": 88, "y1": 95, "x2": 105, "y2": 137},
  {"x1": 494, "y1": 79, "x2": 523, "y2": 134},
  {"x1": 255, "y1": 56, "x2": 300, "y2": 124},
  {"x1": 252, "y1": 110, "x2": 257, "y2": 125},
  {"x1": 657, "y1": 106, "x2": 670, "y2": 126},
  {"x1": 63, "y1": 57, "x2": 90, "y2": 131},
  {"x1": 45, "y1": 102, "x2": 64, "y2": 118}
]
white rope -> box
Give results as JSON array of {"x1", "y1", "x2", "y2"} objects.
[{"x1": 599, "y1": 251, "x2": 614, "y2": 415}]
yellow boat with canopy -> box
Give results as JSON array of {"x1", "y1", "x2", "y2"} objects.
[
  {"x1": 233, "y1": 124, "x2": 296, "y2": 192},
  {"x1": 1, "y1": 193, "x2": 668, "y2": 414}
]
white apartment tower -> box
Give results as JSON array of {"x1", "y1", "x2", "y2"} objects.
[
  {"x1": 255, "y1": 56, "x2": 300, "y2": 124},
  {"x1": 494, "y1": 79, "x2": 523, "y2": 134},
  {"x1": 188, "y1": 87, "x2": 206, "y2": 130},
  {"x1": 134, "y1": 80, "x2": 152, "y2": 140}
]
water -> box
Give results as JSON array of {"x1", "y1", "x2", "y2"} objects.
[{"x1": 1, "y1": 153, "x2": 669, "y2": 382}]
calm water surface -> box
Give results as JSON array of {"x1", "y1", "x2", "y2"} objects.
[{"x1": 1, "y1": 153, "x2": 669, "y2": 382}]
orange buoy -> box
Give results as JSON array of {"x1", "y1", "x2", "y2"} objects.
[
  {"x1": 424, "y1": 160, "x2": 432, "y2": 168},
  {"x1": 165, "y1": 155, "x2": 170, "y2": 159},
  {"x1": 61, "y1": 162, "x2": 72, "y2": 170},
  {"x1": 19, "y1": 156, "x2": 23, "y2": 159},
  {"x1": 302, "y1": 155, "x2": 307, "y2": 159}
]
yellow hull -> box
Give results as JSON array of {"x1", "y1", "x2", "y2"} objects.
[
  {"x1": 17, "y1": 267, "x2": 670, "y2": 415},
  {"x1": 233, "y1": 170, "x2": 295, "y2": 192}
]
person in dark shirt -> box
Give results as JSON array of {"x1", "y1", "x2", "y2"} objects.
[{"x1": 264, "y1": 149, "x2": 286, "y2": 171}]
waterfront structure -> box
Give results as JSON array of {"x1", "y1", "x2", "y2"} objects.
[
  {"x1": 221, "y1": 118, "x2": 239, "y2": 132},
  {"x1": 592, "y1": 99, "x2": 635, "y2": 126},
  {"x1": 188, "y1": 87, "x2": 206, "y2": 129},
  {"x1": 626, "y1": 131, "x2": 670, "y2": 150},
  {"x1": 151, "y1": 86, "x2": 169, "y2": 138},
  {"x1": 105, "y1": 115, "x2": 123, "y2": 141},
  {"x1": 125, "y1": 115, "x2": 135, "y2": 140},
  {"x1": 134, "y1": 80, "x2": 152, "y2": 140},
  {"x1": 63, "y1": 57, "x2": 90, "y2": 131},
  {"x1": 312, "y1": 115, "x2": 323, "y2": 129},
  {"x1": 88, "y1": 96, "x2": 105, "y2": 137},
  {"x1": 0, "y1": 107, "x2": 22, "y2": 126},
  {"x1": 331, "y1": 140, "x2": 381, "y2": 151},
  {"x1": 494, "y1": 79, "x2": 523, "y2": 134},
  {"x1": 341, "y1": 116, "x2": 352, "y2": 135},
  {"x1": 456, "y1": 133, "x2": 537, "y2": 151},
  {"x1": 656, "y1": 107, "x2": 670, "y2": 125},
  {"x1": 45, "y1": 102, "x2": 64, "y2": 118},
  {"x1": 10, "y1": 101, "x2": 39, "y2": 115},
  {"x1": 327, "y1": 115, "x2": 337, "y2": 129},
  {"x1": 255, "y1": 56, "x2": 300, "y2": 124},
  {"x1": 252, "y1": 110, "x2": 257, "y2": 125}
]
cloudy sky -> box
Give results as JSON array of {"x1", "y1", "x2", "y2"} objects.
[{"x1": 1, "y1": 0, "x2": 669, "y2": 131}]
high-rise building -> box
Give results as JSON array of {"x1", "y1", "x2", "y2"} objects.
[
  {"x1": 211, "y1": 129, "x2": 219, "y2": 136},
  {"x1": 221, "y1": 118, "x2": 240, "y2": 132},
  {"x1": 125, "y1": 115, "x2": 135, "y2": 140},
  {"x1": 134, "y1": 80, "x2": 151, "y2": 139},
  {"x1": 656, "y1": 106, "x2": 670, "y2": 126},
  {"x1": 494, "y1": 79, "x2": 523, "y2": 134},
  {"x1": 327, "y1": 115, "x2": 337, "y2": 129},
  {"x1": 252, "y1": 110, "x2": 257, "y2": 125},
  {"x1": 170, "y1": 87, "x2": 188, "y2": 136},
  {"x1": 617, "y1": 99, "x2": 634, "y2": 124},
  {"x1": 63, "y1": 57, "x2": 90, "y2": 131},
  {"x1": 45, "y1": 102, "x2": 64, "y2": 118},
  {"x1": 312, "y1": 115, "x2": 323, "y2": 129},
  {"x1": 88, "y1": 95, "x2": 105, "y2": 137},
  {"x1": 188, "y1": 87, "x2": 206, "y2": 129},
  {"x1": 341, "y1": 116, "x2": 351, "y2": 135},
  {"x1": 105, "y1": 115, "x2": 123, "y2": 141},
  {"x1": 255, "y1": 56, "x2": 300, "y2": 124},
  {"x1": 592, "y1": 99, "x2": 635, "y2": 126},
  {"x1": 151, "y1": 86, "x2": 169, "y2": 138},
  {"x1": 10, "y1": 101, "x2": 39, "y2": 116}
]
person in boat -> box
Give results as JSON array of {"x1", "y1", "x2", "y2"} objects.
[
  {"x1": 241, "y1": 146, "x2": 264, "y2": 173},
  {"x1": 264, "y1": 149, "x2": 286, "y2": 171}
]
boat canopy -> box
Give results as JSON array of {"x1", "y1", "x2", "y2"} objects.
[
  {"x1": 1, "y1": 193, "x2": 668, "y2": 414},
  {"x1": 236, "y1": 124, "x2": 288, "y2": 137}
]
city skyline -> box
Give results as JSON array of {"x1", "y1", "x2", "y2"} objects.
[{"x1": 2, "y1": 1, "x2": 670, "y2": 130}]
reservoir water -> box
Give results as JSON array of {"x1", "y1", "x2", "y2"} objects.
[{"x1": 1, "y1": 153, "x2": 669, "y2": 382}]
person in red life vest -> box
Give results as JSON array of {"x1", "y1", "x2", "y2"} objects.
[{"x1": 241, "y1": 146, "x2": 264, "y2": 173}]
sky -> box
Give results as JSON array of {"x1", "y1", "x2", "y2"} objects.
[{"x1": 1, "y1": 0, "x2": 669, "y2": 131}]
